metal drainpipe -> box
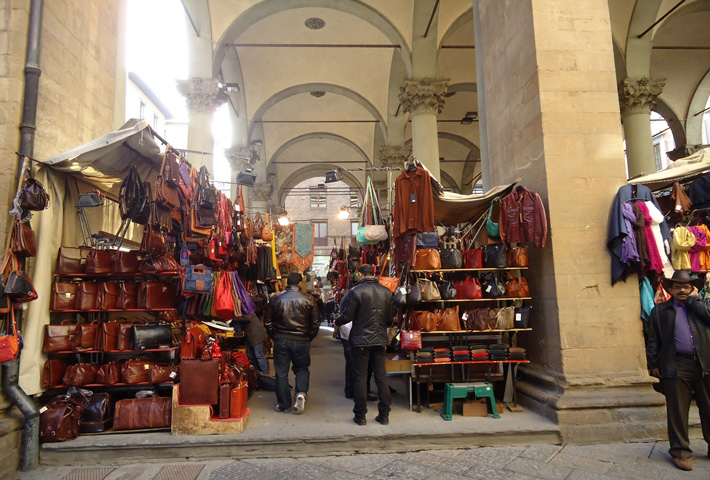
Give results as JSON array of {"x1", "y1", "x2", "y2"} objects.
[{"x1": 3, "y1": 0, "x2": 44, "y2": 472}]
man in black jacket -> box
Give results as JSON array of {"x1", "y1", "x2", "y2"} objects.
[
  {"x1": 335, "y1": 264, "x2": 393, "y2": 425},
  {"x1": 647, "y1": 270, "x2": 710, "y2": 471},
  {"x1": 265, "y1": 272, "x2": 320, "y2": 414}
]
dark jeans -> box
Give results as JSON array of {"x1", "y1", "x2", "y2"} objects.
[
  {"x1": 665, "y1": 355, "x2": 710, "y2": 459},
  {"x1": 246, "y1": 342, "x2": 269, "y2": 375},
  {"x1": 273, "y1": 338, "x2": 311, "y2": 410},
  {"x1": 341, "y1": 339, "x2": 354, "y2": 397},
  {"x1": 351, "y1": 345, "x2": 391, "y2": 418}
]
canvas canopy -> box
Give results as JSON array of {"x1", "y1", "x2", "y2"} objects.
[
  {"x1": 433, "y1": 181, "x2": 518, "y2": 226},
  {"x1": 628, "y1": 147, "x2": 710, "y2": 191}
]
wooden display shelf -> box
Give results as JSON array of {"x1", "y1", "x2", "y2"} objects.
[
  {"x1": 412, "y1": 360, "x2": 530, "y2": 366},
  {"x1": 49, "y1": 346, "x2": 179, "y2": 354},
  {"x1": 421, "y1": 328, "x2": 532, "y2": 334},
  {"x1": 54, "y1": 273, "x2": 180, "y2": 277},
  {"x1": 419, "y1": 297, "x2": 531, "y2": 303},
  {"x1": 49, "y1": 381, "x2": 175, "y2": 388},
  {"x1": 50, "y1": 308, "x2": 178, "y2": 313},
  {"x1": 412, "y1": 267, "x2": 528, "y2": 272}
]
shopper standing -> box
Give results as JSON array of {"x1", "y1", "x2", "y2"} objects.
[
  {"x1": 646, "y1": 270, "x2": 710, "y2": 471},
  {"x1": 335, "y1": 264, "x2": 393, "y2": 425},
  {"x1": 265, "y1": 272, "x2": 320, "y2": 414},
  {"x1": 231, "y1": 312, "x2": 269, "y2": 375}
]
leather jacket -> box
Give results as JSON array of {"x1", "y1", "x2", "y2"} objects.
[
  {"x1": 264, "y1": 286, "x2": 320, "y2": 341},
  {"x1": 335, "y1": 277, "x2": 393, "y2": 347},
  {"x1": 646, "y1": 296, "x2": 710, "y2": 378},
  {"x1": 499, "y1": 186, "x2": 548, "y2": 248}
]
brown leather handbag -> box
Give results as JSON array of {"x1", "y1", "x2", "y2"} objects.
[
  {"x1": 138, "y1": 255, "x2": 180, "y2": 274},
  {"x1": 180, "y1": 326, "x2": 206, "y2": 360},
  {"x1": 140, "y1": 225, "x2": 167, "y2": 256},
  {"x1": 149, "y1": 364, "x2": 177, "y2": 383},
  {"x1": 435, "y1": 305, "x2": 460, "y2": 331},
  {"x1": 117, "y1": 282, "x2": 139, "y2": 310},
  {"x1": 507, "y1": 245, "x2": 529, "y2": 267},
  {"x1": 85, "y1": 250, "x2": 113, "y2": 274},
  {"x1": 56, "y1": 246, "x2": 90, "y2": 274},
  {"x1": 43, "y1": 322, "x2": 78, "y2": 352},
  {"x1": 138, "y1": 282, "x2": 178, "y2": 310},
  {"x1": 51, "y1": 282, "x2": 78, "y2": 310},
  {"x1": 467, "y1": 308, "x2": 490, "y2": 331},
  {"x1": 156, "y1": 175, "x2": 180, "y2": 212},
  {"x1": 11, "y1": 221, "x2": 37, "y2": 258},
  {"x1": 505, "y1": 274, "x2": 530, "y2": 298},
  {"x1": 111, "y1": 250, "x2": 142, "y2": 274},
  {"x1": 19, "y1": 173, "x2": 49, "y2": 211},
  {"x1": 121, "y1": 359, "x2": 155, "y2": 384},
  {"x1": 42, "y1": 359, "x2": 69, "y2": 389},
  {"x1": 62, "y1": 364, "x2": 99, "y2": 386},
  {"x1": 72, "y1": 323, "x2": 98, "y2": 351},
  {"x1": 39, "y1": 401, "x2": 83, "y2": 443},
  {"x1": 414, "y1": 248, "x2": 441, "y2": 270},
  {"x1": 411, "y1": 310, "x2": 437, "y2": 332},
  {"x1": 96, "y1": 362, "x2": 121, "y2": 385},
  {"x1": 97, "y1": 282, "x2": 119, "y2": 310},
  {"x1": 151, "y1": 201, "x2": 173, "y2": 232},
  {"x1": 76, "y1": 282, "x2": 99, "y2": 310},
  {"x1": 96, "y1": 321, "x2": 121, "y2": 351},
  {"x1": 113, "y1": 396, "x2": 171, "y2": 430},
  {"x1": 490, "y1": 306, "x2": 515, "y2": 330}
]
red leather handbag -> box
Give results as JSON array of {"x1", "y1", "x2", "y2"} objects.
[
  {"x1": 62, "y1": 364, "x2": 99, "y2": 386},
  {"x1": 96, "y1": 321, "x2": 120, "y2": 351},
  {"x1": 51, "y1": 282, "x2": 78, "y2": 310},
  {"x1": 140, "y1": 226, "x2": 167, "y2": 256},
  {"x1": 72, "y1": 322, "x2": 98, "y2": 351},
  {"x1": 121, "y1": 359, "x2": 155, "y2": 384},
  {"x1": 43, "y1": 321, "x2": 78, "y2": 352},
  {"x1": 454, "y1": 277, "x2": 482, "y2": 299},
  {"x1": 96, "y1": 362, "x2": 121, "y2": 384},
  {"x1": 11, "y1": 220, "x2": 36, "y2": 258},
  {"x1": 42, "y1": 359, "x2": 69, "y2": 389},
  {"x1": 463, "y1": 248, "x2": 483, "y2": 268},
  {"x1": 76, "y1": 282, "x2": 99, "y2": 310}
]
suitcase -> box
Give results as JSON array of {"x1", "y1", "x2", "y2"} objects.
[
  {"x1": 219, "y1": 383, "x2": 232, "y2": 419},
  {"x1": 230, "y1": 382, "x2": 248, "y2": 418},
  {"x1": 179, "y1": 359, "x2": 219, "y2": 405}
]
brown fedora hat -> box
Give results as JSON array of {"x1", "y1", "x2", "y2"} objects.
[{"x1": 661, "y1": 270, "x2": 704, "y2": 291}]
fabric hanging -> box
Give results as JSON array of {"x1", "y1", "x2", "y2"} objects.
[
  {"x1": 642, "y1": 202, "x2": 674, "y2": 277},
  {"x1": 498, "y1": 186, "x2": 548, "y2": 248},
  {"x1": 670, "y1": 182, "x2": 692, "y2": 214},
  {"x1": 620, "y1": 203, "x2": 640, "y2": 264},
  {"x1": 688, "y1": 225, "x2": 710, "y2": 272},
  {"x1": 294, "y1": 223, "x2": 313, "y2": 258},
  {"x1": 631, "y1": 203, "x2": 650, "y2": 272},
  {"x1": 671, "y1": 226, "x2": 696, "y2": 271},
  {"x1": 637, "y1": 202, "x2": 664, "y2": 274}
]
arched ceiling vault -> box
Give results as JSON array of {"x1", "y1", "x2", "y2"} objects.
[{"x1": 278, "y1": 164, "x2": 364, "y2": 207}]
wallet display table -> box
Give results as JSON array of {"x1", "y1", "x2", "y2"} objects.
[{"x1": 171, "y1": 386, "x2": 249, "y2": 435}]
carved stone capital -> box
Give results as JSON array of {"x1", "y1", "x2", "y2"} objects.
[
  {"x1": 249, "y1": 182, "x2": 273, "y2": 203},
  {"x1": 379, "y1": 145, "x2": 411, "y2": 168},
  {"x1": 176, "y1": 77, "x2": 228, "y2": 115},
  {"x1": 619, "y1": 77, "x2": 665, "y2": 117},
  {"x1": 398, "y1": 78, "x2": 449, "y2": 116}
]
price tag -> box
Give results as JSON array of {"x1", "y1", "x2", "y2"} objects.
[
  {"x1": 410, "y1": 193, "x2": 416, "y2": 203},
  {"x1": 515, "y1": 312, "x2": 521, "y2": 321},
  {"x1": 39, "y1": 406, "x2": 48, "y2": 414},
  {"x1": 169, "y1": 371, "x2": 177, "y2": 379},
  {"x1": 486, "y1": 285, "x2": 492, "y2": 293}
]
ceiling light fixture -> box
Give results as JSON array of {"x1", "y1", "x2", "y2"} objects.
[
  {"x1": 310, "y1": 91, "x2": 326, "y2": 98},
  {"x1": 337, "y1": 206, "x2": 350, "y2": 220},
  {"x1": 236, "y1": 171, "x2": 256, "y2": 186},
  {"x1": 325, "y1": 168, "x2": 343, "y2": 183},
  {"x1": 278, "y1": 211, "x2": 290, "y2": 226},
  {"x1": 250, "y1": 139, "x2": 263, "y2": 146},
  {"x1": 305, "y1": 17, "x2": 325, "y2": 30},
  {"x1": 460, "y1": 111, "x2": 478, "y2": 124},
  {"x1": 220, "y1": 82, "x2": 240, "y2": 93}
]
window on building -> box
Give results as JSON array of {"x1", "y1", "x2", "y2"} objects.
[
  {"x1": 350, "y1": 191, "x2": 359, "y2": 208},
  {"x1": 313, "y1": 221, "x2": 328, "y2": 246},
  {"x1": 653, "y1": 142, "x2": 663, "y2": 171},
  {"x1": 310, "y1": 187, "x2": 326, "y2": 208},
  {"x1": 153, "y1": 114, "x2": 159, "y2": 131},
  {"x1": 139, "y1": 101, "x2": 145, "y2": 119}
]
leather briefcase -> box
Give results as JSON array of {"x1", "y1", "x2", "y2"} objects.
[
  {"x1": 11, "y1": 221, "x2": 36, "y2": 257},
  {"x1": 117, "y1": 319, "x2": 146, "y2": 351},
  {"x1": 62, "y1": 364, "x2": 99, "y2": 386},
  {"x1": 43, "y1": 322, "x2": 77, "y2": 352},
  {"x1": 85, "y1": 249, "x2": 113, "y2": 274},
  {"x1": 96, "y1": 321, "x2": 120, "y2": 351},
  {"x1": 72, "y1": 323, "x2": 98, "y2": 351},
  {"x1": 42, "y1": 359, "x2": 69, "y2": 389},
  {"x1": 130, "y1": 324, "x2": 172, "y2": 350},
  {"x1": 40, "y1": 401, "x2": 83, "y2": 443},
  {"x1": 121, "y1": 359, "x2": 155, "y2": 384},
  {"x1": 97, "y1": 282, "x2": 119, "y2": 310},
  {"x1": 56, "y1": 246, "x2": 90, "y2": 274},
  {"x1": 76, "y1": 392, "x2": 113, "y2": 433},
  {"x1": 96, "y1": 362, "x2": 121, "y2": 385},
  {"x1": 179, "y1": 360, "x2": 219, "y2": 405},
  {"x1": 219, "y1": 383, "x2": 232, "y2": 419},
  {"x1": 149, "y1": 364, "x2": 178, "y2": 384},
  {"x1": 117, "y1": 282, "x2": 138, "y2": 310},
  {"x1": 138, "y1": 282, "x2": 178, "y2": 310},
  {"x1": 51, "y1": 282, "x2": 79, "y2": 311},
  {"x1": 113, "y1": 396, "x2": 171, "y2": 430},
  {"x1": 180, "y1": 326, "x2": 205, "y2": 360},
  {"x1": 230, "y1": 383, "x2": 248, "y2": 418},
  {"x1": 76, "y1": 282, "x2": 99, "y2": 310},
  {"x1": 111, "y1": 250, "x2": 142, "y2": 274}
]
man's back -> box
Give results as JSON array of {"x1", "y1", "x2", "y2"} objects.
[
  {"x1": 337, "y1": 277, "x2": 393, "y2": 347},
  {"x1": 266, "y1": 286, "x2": 319, "y2": 340}
]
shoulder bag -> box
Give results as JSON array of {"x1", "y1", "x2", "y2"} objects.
[
  {"x1": 480, "y1": 272, "x2": 505, "y2": 298},
  {"x1": 483, "y1": 243, "x2": 508, "y2": 268},
  {"x1": 0, "y1": 307, "x2": 20, "y2": 363},
  {"x1": 467, "y1": 308, "x2": 490, "y2": 331},
  {"x1": 514, "y1": 306, "x2": 532, "y2": 328},
  {"x1": 508, "y1": 245, "x2": 529, "y2": 267},
  {"x1": 454, "y1": 277, "x2": 482, "y2": 299},
  {"x1": 411, "y1": 310, "x2": 437, "y2": 332},
  {"x1": 486, "y1": 197, "x2": 500, "y2": 239},
  {"x1": 18, "y1": 169, "x2": 49, "y2": 211},
  {"x1": 417, "y1": 277, "x2": 441, "y2": 301},
  {"x1": 437, "y1": 280, "x2": 457, "y2": 300},
  {"x1": 363, "y1": 177, "x2": 388, "y2": 242},
  {"x1": 118, "y1": 164, "x2": 148, "y2": 221},
  {"x1": 504, "y1": 273, "x2": 530, "y2": 298},
  {"x1": 11, "y1": 220, "x2": 36, "y2": 258},
  {"x1": 155, "y1": 152, "x2": 180, "y2": 211},
  {"x1": 414, "y1": 248, "x2": 441, "y2": 270},
  {"x1": 463, "y1": 248, "x2": 483, "y2": 268},
  {"x1": 435, "y1": 305, "x2": 460, "y2": 331}
]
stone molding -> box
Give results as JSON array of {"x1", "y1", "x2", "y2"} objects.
[
  {"x1": 398, "y1": 78, "x2": 449, "y2": 116},
  {"x1": 619, "y1": 77, "x2": 665, "y2": 117},
  {"x1": 379, "y1": 145, "x2": 411, "y2": 168},
  {"x1": 176, "y1": 77, "x2": 228, "y2": 115},
  {"x1": 249, "y1": 182, "x2": 273, "y2": 203}
]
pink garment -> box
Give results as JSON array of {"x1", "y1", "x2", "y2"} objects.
[
  {"x1": 637, "y1": 202, "x2": 663, "y2": 273},
  {"x1": 687, "y1": 226, "x2": 707, "y2": 272}
]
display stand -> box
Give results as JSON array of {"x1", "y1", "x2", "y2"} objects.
[{"x1": 171, "y1": 386, "x2": 249, "y2": 435}]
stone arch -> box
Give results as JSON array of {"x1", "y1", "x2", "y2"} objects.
[
  {"x1": 654, "y1": 97, "x2": 686, "y2": 148},
  {"x1": 248, "y1": 83, "x2": 387, "y2": 140},
  {"x1": 270, "y1": 132, "x2": 371, "y2": 167},
  {"x1": 213, "y1": 0, "x2": 413, "y2": 79},
  {"x1": 686, "y1": 67, "x2": 710, "y2": 144},
  {"x1": 439, "y1": 170, "x2": 461, "y2": 193},
  {"x1": 278, "y1": 164, "x2": 364, "y2": 206},
  {"x1": 612, "y1": 39, "x2": 626, "y2": 83},
  {"x1": 437, "y1": 7, "x2": 473, "y2": 53},
  {"x1": 625, "y1": 0, "x2": 663, "y2": 77},
  {"x1": 437, "y1": 132, "x2": 480, "y2": 194}
]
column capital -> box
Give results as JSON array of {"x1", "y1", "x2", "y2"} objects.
[
  {"x1": 398, "y1": 78, "x2": 449, "y2": 116},
  {"x1": 249, "y1": 182, "x2": 273, "y2": 203},
  {"x1": 619, "y1": 77, "x2": 665, "y2": 117},
  {"x1": 176, "y1": 77, "x2": 228, "y2": 115},
  {"x1": 379, "y1": 145, "x2": 411, "y2": 168}
]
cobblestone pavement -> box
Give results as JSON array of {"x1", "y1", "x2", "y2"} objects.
[{"x1": 10, "y1": 440, "x2": 710, "y2": 480}]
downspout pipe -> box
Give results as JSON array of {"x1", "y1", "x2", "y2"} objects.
[{"x1": 4, "y1": 0, "x2": 44, "y2": 472}]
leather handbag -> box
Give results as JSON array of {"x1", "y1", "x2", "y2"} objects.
[
  {"x1": 121, "y1": 359, "x2": 155, "y2": 384},
  {"x1": 463, "y1": 248, "x2": 483, "y2": 268},
  {"x1": 149, "y1": 364, "x2": 177, "y2": 384},
  {"x1": 151, "y1": 201, "x2": 173, "y2": 232},
  {"x1": 183, "y1": 265, "x2": 213, "y2": 294},
  {"x1": 140, "y1": 225, "x2": 167, "y2": 256},
  {"x1": 96, "y1": 362, "x2": 121, "y2": 385},
  {"x1": 96, "y1": 321, "x2": 120, "y2": 351},
  {"x1": 72, "y1": 323, "x2": 98, "y2": 351},
  {"x1": 39, "y1": 401, "x2": 82, "y2": 443},
  {"x1": 486, "y1": 198, "x2": 501, "y2": 239},
  {"x1": 378, "y1": 276, "x2": 399, "y2": 293},
  {"x1": 514, "y1": 306, "x2": 532, "y2": 328},
  {"x1": 119, "y1": 164, "x2": 148, "y2": 221},
  {"x1": 130, "y1": 324, "x2": 172, "y2": 350},
  {"x1": 490, "y1": 306, "x2": 515, "y2": 330},
  {"x1": 230, "y1": 383, "x2": 248, "y2": 417},
  {"x1": 43, "y1": 322, "x2": 77, "y2": 352},
  {"x1": 483, "y1": 243, "x2": 508, "y2": 268},
  {"x1": 406, "y1": 279, "x2": 421, "y2": 305},
  {"x1": 62, "y1": 364, "x2": 99, "y2": 386},
  {"x1": 416, "y1": 231, "x2": 439, "y2": 249},
  {"x1": 73, "y1": 392, "x2": 113, "y2": 433},
  {"x1": 113, "y1": 396, "x2": 172, "y2": 430},
  {"x1": 400, "y1": 329, "x2": 422, "y2": 351},
  {"x1": 139, "y1": 254, "x2": 180, "y2": 274},
  {"x1": 440, "y1": 248, "x2": 463, "y2": 269},
  {"x1": 437, "y1": 281, "x2": 457, "y2": 300},
  {"x1": 117, "y1": 282, "x2": 139, "y2": 310},
  {"x1": 180, "y1": 359, "x2": 219, "y2": 405},
  {"x1": 163, "y1": 148, "x2": 181, "y2": 187},
  {"x1": 118, "y1": 319, "x2": 147, "y2": 351},
  {"x1": 11, "y1": 221, "x2": 36, "y2": 257},
  {"x1": 469, "y1": 308, "x2": 490, "y2": 331},
  {"x1": 156, "y1": 171, "x2": 180, "y2": 212},
  {"x1": 97, "y1": 282, "x2": 119, "y2": 310},
  {"x1": 411, "y1": 310, "x2": 437, "y2": 332},
  {"x1": 505, "y1": 274, "x2": 530, "y2": 298},
  {"x1": 56, "y1": 246, "x2": 90, "y2": 274},
  {"x1": 18, "y1": 172, "x2": 49, "y2": 211},
  {"x1": 111, "y1": 250, "x2": 142, "y2": 274},
  {"x1": 480, "y1": 272, "x2": 505, "y2": 298},
  {"x1": 414, "y1": 248, "x2": 441, "y2": 270},
  {"x1": 180, "y1": 326, "x2": 206, "y2": 360},
  {"x1": 454, "y1": 277, "x2": 482, "y2": 299},
  {"x1": 51, "y1": 282, "x2": 78, "y2": 310},
  {"x1": 138, "y1": 281, "x2": 179, "y2": 310},
  {"x1": 508, "y1": 245, "x2": 530, "y2": 267},
  {"x1": 435, "y1": 305, "x2": 460, "y2": 331},
  {"x1": 85, "y1": 249, "x2": 113, "y2": 274},
  {"x1": 76, "y1": 282, "x2": 99, "y2": 310},
  {"x1": 417, "y1": 278, "x2": 441, "y2": 301},
  {"x1": 42, "y1": 359, "x2": 69, "y2": 389},
  {"x1": 4, "y1": 268, "x2": 37, "y2": 303}
]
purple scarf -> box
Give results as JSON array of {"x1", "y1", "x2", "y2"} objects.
[{"x1": 620, "y1": 203, "x2": 640, "y2": 264}]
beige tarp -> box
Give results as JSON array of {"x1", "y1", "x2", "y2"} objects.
[
  {"x1": 19, "y1": 120, "x2": 163, "y2": 394},
  {"x1": 628, "y1": 147, "x2": 710, "y2": 191},
  {"x1": 432, "y1": 180, "x2": 518, "y2": 226}
]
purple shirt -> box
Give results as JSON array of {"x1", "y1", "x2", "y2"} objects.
[{"x1": 674, "y1": 299, "x2": 697, "y2": 355}]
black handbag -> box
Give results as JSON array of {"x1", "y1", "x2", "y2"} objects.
[
  {"x1": 483, "y1": 243, "x2": 508, "y2": 268},
  {"x1": 514, "y1": 306, "x2": 532, "y2": 328},
  {"x1": 5, "y1": 270, "x2": 37, "y2": 303},
  {"x1": 440, "y1": 248, "x2": 463, "y2": 269},
  {"x1": 437, "y1": 281, "x2": 458, "y2": 300},
  {"x1": 480, "y1": 272, "x2": 505, "y2": 298},
  {"x1": 416, "y1": 231, "x2": 439, "y2": 250},
  {"x1": 19, "y1": 170, "x2": 49, "y2": 211},
  {"x1": 130, "y1": 324, "x2": 173, "y2": 350},
  {"x1": 406, "y1": 281, "x2": 421, "y2": 305}
]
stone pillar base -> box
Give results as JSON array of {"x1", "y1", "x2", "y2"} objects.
[{"x1": 516, "y1": 365, "x2": 667, "y2": 444}]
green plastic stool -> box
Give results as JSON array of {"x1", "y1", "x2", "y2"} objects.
[{"x1": 441, "y1": 381, "x2": 500, "y2": 420}]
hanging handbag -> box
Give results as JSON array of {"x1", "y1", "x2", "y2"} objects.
[
  {"x1": 486, "y1": 197, "x2": 500, "y2": 239},
  {"x1": 507, "y1": 245, "x2": 529, "y2": 267},
  {"x1": 414, "y1": 248, "x2": 441, "y2": 270},
  {"x1": 51, "y1": 282, "x2": 78, "y2": 311},
  {"x1": 437, "y1": 280, "x2": 457, "y2": 300},
  {"x1": 400, "y1": 327, "x2": 422, "y2": 351},
  {"x1": 140, "y1": 225, "x2": 167, "y2": 256},
  {"x1": 406, "y1": 278, "x2": 421, "y2": 305},
  {"x1": 11, "y1": 220, "x2": 36, "y2": 258},
  {"x1": 197, "y1": 166, "x2": 218, "y2": 209},
  {"x1": 5, "y1": 268, "x2": 37, "y2": 303},
  {"x1": 514, "y1": 306, "x2": 532, "y2": 328},
  {"x1": 111, "y1": 250, "x2": 142, "y2": 274},
  {"x1": 440, "y1": 247, "x2": 463, "y2": 269},
  {"x1": 505, "y1": 274, "x2": 530, "y2": 298},
  {"x1": 0, "y1": 307, "x2": 20, "y2": 363},
  {"x1": 416, "y1": 231, "x2": 439, "y2": 250},
  {"x1": 118, "y1": 164, "x2": 148, "y2": 221},
  {"x1": 85, "y1": 249, "x2": 113, "y2": 274},
  {"x1": 417, "y1": 278, "x2": 441, "y2": 301},
  {"x1": 215, "y1": 272, "x2": 236, "y2": 320},
  {"x1": 261, "y1": 214, "x2": 273, "y2": 241},
  {"x1": 18, "y1": 169, "x2": 49, "y2": 211},
  {"x1": 480, "y1": 272, "x2": 505, "y2": 298},
  {"x1": 483, "y1": 243, "x2": 508, "y2": 268},
  {"x1": 363, "y1": 177, "x2": 388, "y2": 242},
  {"x1": 378, "y1": 276, "x2": 399, "y2": 293},
  {"x1": 435, "y1": 305, "x2": 460, "y2": 331},
  {"x1": 155, "y1": 154, "x2": 180, "y2": 212},
  {"x1": 163, "y1": 147, "x2": 181, "y2": 187},
  {"x1": 462, "y1": 248, "x2": 483, "y2": 268},
  {"x1": 454, "y1": 277, "x2": 482, "y2": 299},
  {"x1": 183, "y1": 265, "x2": 213, "y2": 294}
]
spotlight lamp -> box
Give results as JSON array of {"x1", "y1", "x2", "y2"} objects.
[
  {"x1": 460, "y1": 111, "x2": 478, "y2": 125},
  {"x1": 278, "y1": 212, "x2": 290, "y2": 226},
  {"x1": 325, "y1": 168, "x2": 343, "y2": 183},
  {"x1": 337, "y1": 206, "x2": 350, "y2": 220}
]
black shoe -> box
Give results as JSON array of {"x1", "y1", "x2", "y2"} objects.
[
  {"x1": 345, "y1": 393, "x2": 354, "y2": 399},
  {"x1": 367, "y1": 393, "x2": 378, "y2": 402},
  {"x1": 353, "y1": 415, "x2": 366, "y2": 426},
  {"x1": 375, "y1": 415, "x2": 389, "y2": 425}
]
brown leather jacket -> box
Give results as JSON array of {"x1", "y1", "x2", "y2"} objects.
[
  {"x1": 499, "y1": 186, "x2": 548, "y2": 248},
  {"x1": 393, "y1": 167, "x2": 435, "y2": 238}
]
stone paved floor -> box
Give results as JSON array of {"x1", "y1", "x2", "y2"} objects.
[{"x1": 10, "y1": 440, "x2": 710, "y2": 480}]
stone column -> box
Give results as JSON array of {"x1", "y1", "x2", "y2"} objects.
[
  {"x1": 249, "y1": 182, "x2": 273, "y2": 214},
  {"x1": 379, "y1": 145, "x2": 411, "y2": 213},
  {"x1": 176, "y1": 77, "x2": 228, "y2": 173},
  {"x1": 619, "y1": 78, "x2": 665, "y2": 178},
  {"x1": 398, "y1": 78, "x2": 448, "y2": 180}
]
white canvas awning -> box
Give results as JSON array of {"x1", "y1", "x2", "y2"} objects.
[{"x1": 628, "y1": 147, "x2": 710, "y2": 191}]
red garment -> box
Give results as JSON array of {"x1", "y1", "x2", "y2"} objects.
[
  {"x1": 393, "y1": 167, "x2": 435, "y2": 238},
  {"x1": 636, "y1": 202, "x2": 663, "y2": 273},
  {"x1": 499, "y1": 187, "x2": 548, "y2": 248}
]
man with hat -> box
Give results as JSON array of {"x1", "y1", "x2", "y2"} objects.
[
  {"x1": 265, "y1": 272, "x2": 320, "y2": 414},
  {"x1": 647, "y1": 270, "x2": 710, "y2": 471}
]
